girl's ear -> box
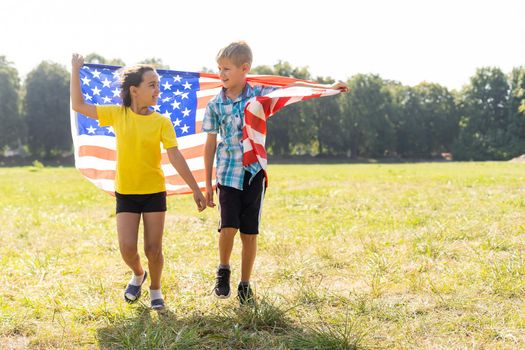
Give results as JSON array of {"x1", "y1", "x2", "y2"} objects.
[{"x1": 130, "y1": 86, "x2": 137, "y2": 97}]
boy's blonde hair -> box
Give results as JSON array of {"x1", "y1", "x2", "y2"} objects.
[{"x1": 216, "y1": 41, "x2": 253, "y2": 67}]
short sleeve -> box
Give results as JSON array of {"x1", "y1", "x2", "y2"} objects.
[
  {"x1": 161, "y1": 117, "x2": 178, "y2": 149},
  {"x1": 202, "y1": 103, "x2": 219, "y2": 133},
  {"x1": 96, "y1": 105, "x2": 119, "y2": 127}
]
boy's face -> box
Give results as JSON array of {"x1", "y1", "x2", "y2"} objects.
[{"x1": 217, "y1": 57, "x2": 250, "y2": 90}]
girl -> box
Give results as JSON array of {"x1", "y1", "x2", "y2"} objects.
[{"x1": 71, "y1": 54, "x2": 206, "y2": 310}]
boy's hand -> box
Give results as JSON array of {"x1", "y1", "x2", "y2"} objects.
[
  {"x1": 71, "y1": 53, "x2": 84, "y2": 71},
  {"x1": 205, "y1": 185, "x2": 216, "y2": 208},
  {"x1": 193, "y1": 190, "x2": 207, "y2": 212},
  {"x1": 329, "y1": 81, "x2": 349, "y2": 93}
]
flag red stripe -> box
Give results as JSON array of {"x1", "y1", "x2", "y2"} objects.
[
  {"x1": 160, "y1": 144, "x2": 204, "y2": 162},
  {"x1": 242, "y1": 150, "x2": 258, "y2": 166},
  {"x1": 271, "y1": 96, "x2": 292, "y2": 114},
  {"x1": 80, "y1": 167, "x2": 211, "y2": 186},
  {"x1": 245, "y1": 111, "x2": 267, "y2": 134},
  {"x1": 165, "y1": 169, "x2": 206, "y2": 185},
  {"x1": 79, "y1": 145, "x2": 116, "y2": 160},
  {"x1": 198, "y1": 81, "x2": 222, "y2": 90},
  {"x1": 79, "y1": 168, "x2": 115, "y2": 180},
  {"x1": 252, "y1": 142, "x2": 267, "y2": 158},
  {"x1": 197, "y1": 95, "x2": 215, "y2": 109}
]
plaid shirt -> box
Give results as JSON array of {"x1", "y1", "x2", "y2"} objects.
[{"x1": 202, "y1": 83, "x2": 277, "y2": 190}]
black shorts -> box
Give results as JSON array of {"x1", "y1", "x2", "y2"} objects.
[
  {"x1": 115, "y1": 191, "x2": 167, "y2": 214},
  {"x1": 217, "y1": 171, "x2": 266, "y2": 234}
]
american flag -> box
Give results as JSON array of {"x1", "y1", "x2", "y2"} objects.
[
  {"x1": 70, "y1": 63, "x2": 339, "y2": 195},
  {"x1": 243, "y1": 87, "x2": 340, "y2": 170}
]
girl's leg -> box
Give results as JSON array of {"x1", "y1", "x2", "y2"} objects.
[
  {"x1": 240, "y1": 233, "x2": 257, "y2": 282},
  {"x1": 143, "y1": 212, "x2": 165, "y2": 290},
  {"x1": 116, "y1": 212, "x2": 143, "y2": 275}
]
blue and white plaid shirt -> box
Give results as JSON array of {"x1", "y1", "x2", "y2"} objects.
[{"x1": 202, "y1": 84, "x2": 277, "y2": 190}]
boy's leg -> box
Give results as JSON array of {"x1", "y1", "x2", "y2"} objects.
[
  {"x1": 142, "y1": 212, "x2": 165, "y2": 291},
  {"x1": 237, "y1": 171, "x2": 265, "y2": 304},
  {"x1": 215, "y1": 183, "x2": 242, "y2": 298},
  {"x1": 219, "y1": 227, "x2": 238, "y2": 266},
  {"x1": 117, "y1": 212, "x2": 143, "y2": 276},
  {"x1": 240, "y1": 233, "x2": 257, "y2": 282},
  {"x1": 214, "y1": 227, "x2": 237, "y2": 298}
]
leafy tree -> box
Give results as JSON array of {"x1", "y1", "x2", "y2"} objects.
[
  {"x1": 24, "y1": 61, "x2": 70, "y2": 157},
  {"x1": 341, "y1": 74, "x2": 395, "y2": 158},
  {"x1": 85, "y1": 53, "x2": 125, "y2": 66},
  {"x1": 392, "y1": 82, "x2": 458, "y2": 157},
  {"x1": 454, "y1": 67, "x2": 509, "y2": 160},
  {"x1": 0, "y1": 56, "x2": 24, "y2": 151},
  {"x1": 139, "y1": 58, "x2": 169, "y2": 69},
  {"x1": 506, "y1": 67, "x2": 525, "y2": 156},
  {"x1": 251, "y1": 65, "x2": 273, "y2": 75}
]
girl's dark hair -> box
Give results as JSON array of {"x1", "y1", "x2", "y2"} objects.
[{"x1": 119, "y1": 65, "x2": 155, "y2": 107}]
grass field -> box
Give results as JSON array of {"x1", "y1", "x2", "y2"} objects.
[{"x1": 1, "y1": 162, "x2": 524, "y2": 349}]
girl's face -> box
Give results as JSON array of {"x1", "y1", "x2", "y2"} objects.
[
  {"x1": 217, "y1": 57, "x2": 249, "y2": 91},
  {"x1": 131, "y1": 70, "x2": 160, "y2": 106}
]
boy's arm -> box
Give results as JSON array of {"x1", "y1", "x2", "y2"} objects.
[
  {"x1": 204, "y1": 133, "x2": 217, "y2": 207},
  {"x1": 166, "y1": 146, "x2": 206, "y2": 211},
  {"x1": 287, "y1": 81, "x2": 349, "y2": 92},
  {"x1": 70, "y1": 53, "x2": 98, "y2": 120}
]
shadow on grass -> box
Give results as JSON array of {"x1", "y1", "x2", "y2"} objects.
[{"x1": 96, "y1": 296, "x2": 365, "y2": 350}]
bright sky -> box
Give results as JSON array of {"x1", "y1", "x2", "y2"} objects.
[{"x1": 1, "y1": 0, "x2": 524, "y2": 90}]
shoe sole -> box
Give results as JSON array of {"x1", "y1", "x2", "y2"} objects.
[{"x1": 214, "y1": 291, "x2": 231, "y2": 299}]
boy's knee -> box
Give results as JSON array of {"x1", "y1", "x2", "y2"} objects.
[
  {"x1": 220, "y1": 227, "x2": 238, "y2": 237},
  {"x1": 240, "y1": 233, "x2": 257, "y2": 242}
]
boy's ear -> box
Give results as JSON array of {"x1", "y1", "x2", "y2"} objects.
[
  {"x1": 130, "y1": 86, "x2": 137, "y2": 96},
  {"x1": 241, "y1": 63, "x2": 251, "y2": 73}
]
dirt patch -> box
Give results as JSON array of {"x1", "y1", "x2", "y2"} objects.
[
  {"x1": 0, "y1": 336, "x2": 30, "y2": 350},
  {"x1": 510, "y1": 154, "x2": 525, "y2": 163}
]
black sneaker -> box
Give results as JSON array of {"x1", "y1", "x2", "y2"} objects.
[
  {"x1": 214, "y1": 268, "x2": 231, "y2": 298},
  {"x1": 237, "y1": 283, "x2": 254, "y2": 305}
]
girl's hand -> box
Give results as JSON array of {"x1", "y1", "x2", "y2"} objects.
[
  {"x1": 71, "y1": 53, "x2": 84, "y2": 70},
  {"x1": 329, "y1": 81, "x2": 349, "y2": 93},
  {"x1": 193, "y1": 190, "x2": 207, "y2": 212},
  {"x1": 205, "y1": 185, "x2": 216, "y2": 208}
]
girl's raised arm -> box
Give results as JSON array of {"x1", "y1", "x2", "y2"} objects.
[{"x1": 70, "y1": 53, "x2": 98, "y2": 120}]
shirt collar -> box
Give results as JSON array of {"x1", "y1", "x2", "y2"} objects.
[{"x1": 217, "y1": 83, "x2": 254, "y2": 104}]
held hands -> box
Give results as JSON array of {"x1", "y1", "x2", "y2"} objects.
[
  {"x1": 329, "y1": 81, "x2": 349, "y2": 93},
  {"x1": 193, "y1": 189, "x2": 207, "y2": 212},
  {"x1": 205, "y1": 185, "x2": 216, "y2": 208},
  {"x1": 71, "y1": 53, "x2": 84, "y2": 70}
]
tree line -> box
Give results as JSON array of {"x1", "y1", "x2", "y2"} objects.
[{"x1": 0, "y1": 54, "x2": 524, "y2": 162}]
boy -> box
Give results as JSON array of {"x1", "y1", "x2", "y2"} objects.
[{"x1": 203, "y1": 41, "x2": 347, "y2": 305}]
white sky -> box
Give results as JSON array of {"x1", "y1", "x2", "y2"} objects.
[{"x1": 1, "y1": 0, "x2": 524, "y2": 90}]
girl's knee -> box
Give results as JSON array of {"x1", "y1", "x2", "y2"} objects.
[
  {"x1": 120, "y1": 243, "x2": 138, "y2": 257},
  {"x1": 144, "y1": 245, "x2": 163, "y2": 260}
]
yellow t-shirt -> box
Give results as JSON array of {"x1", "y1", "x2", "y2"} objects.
[{"x1": 96, "y1": 105, "x2": 178, "y2": 194}]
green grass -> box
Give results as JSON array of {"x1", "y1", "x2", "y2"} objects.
[{"x1": 1, "y1": 162, "x2": 524, "y2": 349}]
